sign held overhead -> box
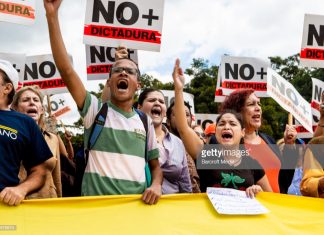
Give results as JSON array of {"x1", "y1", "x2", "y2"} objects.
[
  {"x1": 300, "y1": 14, "x2": 324, "y2": 68},
  {"x1": 267, "y1": 68, "x2": 313, "y2": 133},
  {"x1": 83, "y1": 0, "x2": 165, "y2": 52},
  {"x1": 0, "y1": 0, "x2": 35, "y2": 25},
  {"x1": 85, "y1": 45, "x2": 138, "y2": 80}
]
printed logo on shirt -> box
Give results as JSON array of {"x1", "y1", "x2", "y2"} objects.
[
  {"x1": 220, "y1": 172, "x2": 245, "y2": 189},
  {"x1": 0, "y1": 125, "x2": 18, "y2": 140},
  {"x1": 134, "y1": 128, "x2": 146, "y2": 141}
]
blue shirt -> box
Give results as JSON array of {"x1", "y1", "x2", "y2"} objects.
[
  {"x1": 158, "y1": 125, "x2": 192, "y2": 194},
  {"x1": 0, "y1": 110, "x2": 52, "y2": 191}
]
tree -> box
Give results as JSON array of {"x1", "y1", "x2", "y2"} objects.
[{"x1": 184, "y1": 58, "x2": 218, "y2": 113}]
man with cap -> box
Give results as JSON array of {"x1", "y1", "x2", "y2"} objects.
[
  {"x1": 204, "y1": 123, "x2": 216, "y2": 144},
  {"x1": 0, "y1": 59, "x2": 53, "y2": 206}
]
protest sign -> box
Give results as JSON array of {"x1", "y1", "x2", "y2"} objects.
[
  {"x1": 300, "y1": 14, "x2": 324, "y2": 68},
  {"x1": 267, "y1": 68, "x2": 313, "y2": 133},
  {"x1": 219, "y1": 55, "x2": 269, "y2": 97},
  {"x1": 23, "y1": 54, "x2": 72, "y2": 95},
  {"x1": 83, "y1": 0, "x2": 165, "y2": 52},
  {"x1": 214, "y1": 64, "x2": 226, "y2": 102},
  {"x1": 86, "y1": 45, "x2": 138, "y2": 80},
  {"x1": 0, "y1": 0, "x2": 35, "y2": 25},
  {"x1": 295, "y1": 78, "x2": 323, "y2": 138}
]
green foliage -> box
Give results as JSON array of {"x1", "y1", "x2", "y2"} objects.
[
  {"x1": 140, "y1": 74, "x2": 164, "y2": 89},
  {"x1": 184, "y1": 58, "x2": 218, "y2": 113}
]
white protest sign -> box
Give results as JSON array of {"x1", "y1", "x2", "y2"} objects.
[
  {"x1": 219, "y1": 55, "x2": 269, "y2": 97},
  {"x1": 214, "y1": 64, "x2": 226, "y2": 103},
  {"x1": 83, "y1": 0, "x2": 165, "y2": 52},
  {"x1": 43, "y1": 93, "x2": 79, "y2": 121},
  {"x1": 207, "y1": 187, "x2": 269, "y2": 215},
  {"x1": 160, "y1": 90, "x2": 195, "y2": 115},
  {"x1": 311, "y1": 78, "x2": 324, "y2": 121},
  {"x1": 0, "y1": 0, "x2": 35, "y2": 25},
  {"x1": 0, "y1": 52, "x2": 25, "y2": 82},
  {"x1": 86, "y1": 45, "x2": 138, "y2": 80},
  {"x1": 296, "y1": 78, "x2": 324, "y2": 138},
  {"x1": 267, "y1": 68, "x2": 313, "y2": 133},
  {"x1": 300, "y1": 14, "x2": 324, "y2": 68},
  {"x1": 295, "y1": 120, "x2": 317, "y2": 139},
  {"x1": 23, "y1": 54, "x2": 72, "y2": 95}
]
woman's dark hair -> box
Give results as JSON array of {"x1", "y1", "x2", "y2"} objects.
[
  {"x1": 137, "y1": 88, "x2": 163, "y2": 106},
  {"x1": 220, "y1": 88, "x2": 255, "y2": 113},
  {"x1": 166, "y1": 101, "x2": 192, "y2": 120},
  {"x1": 0, "y1": 70, "x2": 15, "y2": 105},
  {"x1": 216, "y1": 109, "x2": 244, "y2": 128}
]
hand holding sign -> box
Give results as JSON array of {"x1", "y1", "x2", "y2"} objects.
[
  {"x1": 172, "y1": 59, "x2": 185, "y2": 91},
  {"x1": 115, "y1": 46, "x2": 129, "y2": 60},
  {"x1": 321, "y1": 93, "x2": 324, "y2": 117},
  {"x1": 284, "y1": 124, "x2": 297, "y2": 144}
]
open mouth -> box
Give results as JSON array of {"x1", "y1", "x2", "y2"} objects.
[
  {"x1": 27, "y1": 108, "x2": 38, "y2": 115},
  {"x1": 221, "y1": 132, "x2": 233, "y2": 140},
  {"x1": 117, "y1": 79, "x2": 128, "y2": 91},
  {"x1": 151, "y1": 107, "x2": 161, "y2": 117},
  {"x1": 252, "y1": 114, "x2": 261, "y2": 120}
]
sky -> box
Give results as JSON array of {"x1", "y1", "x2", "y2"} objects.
[{"x1": 1, "y1": 0, "x2": 324, "y2": 125}]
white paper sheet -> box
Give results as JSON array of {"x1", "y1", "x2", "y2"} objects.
[{"x1": 207, "y1": 187, "x2": 269, "y2": 215}]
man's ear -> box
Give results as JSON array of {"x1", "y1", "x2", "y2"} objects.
[{"x1": 3, "y1": 83, "x2": 14, "y2": 95}]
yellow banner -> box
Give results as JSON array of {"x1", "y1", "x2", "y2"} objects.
[{"x1": 0, "y1": 192, "x2": 323, "y2": 234}]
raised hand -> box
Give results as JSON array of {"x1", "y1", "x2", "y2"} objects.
[
  {"x1": 115, "y1": 46, "x2": 129, "y2": 60},
  {"x1": 320, "y1": 93, "x2": 324, "y2": 118},
  {"x1": 43, "y1": 0, "x2": 62, "y2": 17},
  {"x1": 172, "y1": 59, "x2": 185, "y2": 91}
]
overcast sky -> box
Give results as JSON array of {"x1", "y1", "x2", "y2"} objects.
[{"x1": 1, "y1": 0, "x2": 324, "y2": 124}]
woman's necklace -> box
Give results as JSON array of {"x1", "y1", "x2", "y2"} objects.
[{"x1": 156, "y1": 130, "x2": 165, "y2": 145}]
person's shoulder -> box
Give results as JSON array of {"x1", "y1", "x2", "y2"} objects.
[
  {"x1": 7, "y1": 109, "x2": 36, "y2": 123},
  {"x1": 169, "y1": 131, "x2": 182, "y2": 143},
  {"x1": 43, "y1": 131, "x2": 59, "y2": 140},
  {"x1": 259, "y1": 132, "x2": 276, "y2": 144}
]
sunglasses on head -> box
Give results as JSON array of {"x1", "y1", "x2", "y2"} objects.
[{"x1": 111, "y1": 66, "x2": 138, "y2": 76}]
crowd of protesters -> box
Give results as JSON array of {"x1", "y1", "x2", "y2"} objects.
[{"x1": 0, "y1": 0, "x2": 324, "y2": 206}]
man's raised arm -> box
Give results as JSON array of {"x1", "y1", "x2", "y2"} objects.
[{"x1": 44, "y1": 0, "x2": 86, "y2": 109}]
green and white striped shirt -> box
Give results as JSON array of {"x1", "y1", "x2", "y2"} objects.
[{"x1": 80, "y1": 92, "x2": 159, "y2": 196}]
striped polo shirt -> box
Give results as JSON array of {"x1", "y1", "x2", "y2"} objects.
[{"x1": 80, "y1": 92, "x2": 159, "y2": 196}]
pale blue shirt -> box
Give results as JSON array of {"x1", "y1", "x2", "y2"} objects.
[{"x1": 158, "y1": 125, "x2": 192, "y2": 194}]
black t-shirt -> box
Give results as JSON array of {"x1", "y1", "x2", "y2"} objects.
[
  {"x1": 0, "y1": 110, "x2": 52, "y2": 191},
  {"x1": 198, "y1": 155, "x2": 265, "y2": 192}
]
